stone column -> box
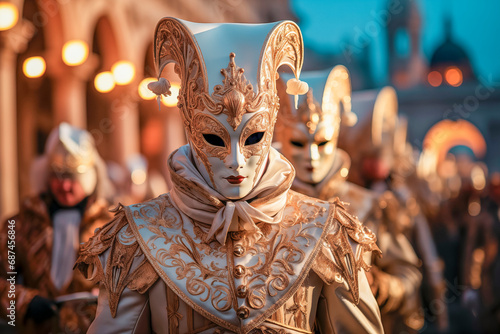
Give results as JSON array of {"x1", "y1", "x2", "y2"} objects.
[
  {"x1": 109, "y1": 90, "x2": 140, "y2": 165},
  {"x1": 48, "y1": 54, "x2": 98, "y2": 130},
  {"x1": 0, "y1": 18, "x2": 34, "y2": 221}
]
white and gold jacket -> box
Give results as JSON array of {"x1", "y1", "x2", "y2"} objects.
[{"x1": 76, "y1": 189, "x2": 383, "y2": 334}]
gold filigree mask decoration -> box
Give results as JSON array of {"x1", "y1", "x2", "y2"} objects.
[
  {"x1": 152, "y1": 18, "x2": 304, "y2": 199},
  {"x1": 276, "y1": 66, "x2": 353, "y2": 184},
  {"x1": 297, "y1": 89, "x2": 323, "y2": 134}
]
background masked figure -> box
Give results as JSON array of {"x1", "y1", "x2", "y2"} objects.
[
  {"x1": 76, "y1": 18, "x2": 383, "y2": 333},
  {"x1": 338, "y1": 88, "x2": 447, "y2": 333},
  {"x1": 0, "y1": 122, "x2": 114, "y2": 333},
  {"x1": 274, "y1": 67, "x2": 422, "y2": 333}
]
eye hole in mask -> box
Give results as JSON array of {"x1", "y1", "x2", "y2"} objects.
[
  {"x1": 290, "y1": 140, "x2": 305, "y2": 148},
  {"x1": 317, "y1": 141, "x2": 329, "y2": 147},
  {"x1": 244, "y1": 132, "x2": 265, "y2": 146},
  {"x1": 203, "y1": 134, "x2": 226, "y2": 147}
]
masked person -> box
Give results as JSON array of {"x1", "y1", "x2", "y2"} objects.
[
  {"x1": 392, "y1": 118, "x2": 450, "y2": 333},
  {"x1": 75, "y1": 18, "x2": 383, "y2": 333},
  {"x1": 274, "y1": 67, "x2": 422, "y2": 333},
  {"x1": 339, "y1": 88, "x2": 448, "y2": 333},
  {"x1": 0, "y1": 123, "x2": 114, "y2": 333}
]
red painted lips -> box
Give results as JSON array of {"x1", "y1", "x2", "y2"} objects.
[{"x1": 225, "y1": 176, "x2": 246, "y2": 184}]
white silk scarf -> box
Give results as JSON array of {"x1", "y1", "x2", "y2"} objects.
[{"x1": 168, "y1": 145, "x2": 294, "y2": 245}]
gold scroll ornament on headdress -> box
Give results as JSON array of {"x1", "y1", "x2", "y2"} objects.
[
  {"x1": 297, "y1": 89, "x2": 322, "y2": 134},
  {"x1": 201, "y1": 53, "x2": 270, "y2": 131}
]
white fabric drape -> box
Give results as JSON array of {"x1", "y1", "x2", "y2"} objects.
[
  {"x1": 168, "y1": 145, "x2": 294, "y2": 245},
  {"x1": 51, "y1": 209, "x2": 81, "y2": 290}
]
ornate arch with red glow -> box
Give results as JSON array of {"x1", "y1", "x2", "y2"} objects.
[{"x1": 423, "y1": 119, "x2": 486, "y2": 166}]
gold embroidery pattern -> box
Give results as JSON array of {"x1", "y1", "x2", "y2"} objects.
[
  {"x1": 321, "y1": 198, "x2": 381, "y2": 304},
  {"x1": 287, "y1": 287, "x2": 308, "y2": 328},
  {"x1": 125, "y1": 191, "x2": 332, "y2": 333},
  {"x1": 77, "y1": 191, "x2": 380, "y2": 331},
  {"x1": 75, "y1": 205, "x2": 159, "y2": 317},
  {"x1": 166, "y1": 285, "x2": 183, "y2": 334}
]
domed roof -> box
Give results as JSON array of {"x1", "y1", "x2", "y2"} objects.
[
  {"x1": 429, "y1": 17, "x2": 474, "y2": 77},
  {"x1": 430, "y1": 38, "x2": 471, "y2": 68}
]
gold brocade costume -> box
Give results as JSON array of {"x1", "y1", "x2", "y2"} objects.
[
  {"x1": 76, "y1": 17, "x2": 384, "y2": 334},
  {"x1": 0, "y1": 194, "x2": 111, "y2": 333},
  {"x1": 76, "y1": 189, "x2": 382, "y2": 333}
]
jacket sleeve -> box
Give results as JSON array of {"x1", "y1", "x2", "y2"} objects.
[
  {"x1": 313, "y1": 200, "x2": 384, "y2": 333},
  {"x1": 75, "y1": 205, "x2": 159, "y2": 333}
]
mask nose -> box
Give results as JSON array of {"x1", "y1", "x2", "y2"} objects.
[
  {"x1": 306, "y1": 143, "x2": 320, "y2": 167},
  {"x1": 226, "y1": 141, "x2": 245, "y2": 171}
]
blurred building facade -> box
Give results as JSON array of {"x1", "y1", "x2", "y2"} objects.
[
  {"x1": 300, "y1": 0, "x2": 500, "y2": 174},
  {"x1": 385, "y1": 0, "x2": 500, "y2": 174},
  {"x1": 0, "y1": 0, "x2": 295, "y2": 221}
]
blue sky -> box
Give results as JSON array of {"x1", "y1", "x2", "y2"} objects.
[{"x1": 290, "y1": 0, "x2": 500, "y2": 86}]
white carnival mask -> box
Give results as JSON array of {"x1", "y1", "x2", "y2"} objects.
[
  {"x1": 276, "y1": 66, "x2": 355, "y2": 184},
  {"x1": 150, "y1": 18, "x2": 306, "y2": 199}
]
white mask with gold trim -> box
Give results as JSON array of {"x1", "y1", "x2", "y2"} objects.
[
  {"x1": 150, "y1": 18, "x2": 306, "y2": 199},
  {"x1": 276, "y1": 66, "x2": 355, "y2": 184}
]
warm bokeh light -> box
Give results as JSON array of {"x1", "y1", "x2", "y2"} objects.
[
  {"x1": 471, "y1": 165, "x2": 486, "y2": 191},
  {"x1": 138, "y1": 77, "x2": 157, "y2": 100},
  {"x1": 161, "y1": 83, "x2": 180, "y2": 107},
  {"x1": 23, "y1": 57, "x2": 46, "y2": 78},
  {"x1": 340, "y1": 167, "x2": 349, "y2": 178},
  {"x1": 468, "y1": 199, "x2": 481, "y2": 217},
  {"x1": 94, "y1": 71, "x2": 115, "y2": 93},
  {"x1": 62, "y1": 40, "x2": 89, "y2": 66},
  {"x1": 131, "y1": 169, "x2": 147, "y2": 185},
  {"x1": 0, "y1": 3, "x2": 18, "y2": 31},
  {"x1": 111, "y1": 61, "x2": 135, "y2": 85},
  {"x1": 427, "y1": 71, "x2": 442, "y2": 87},
  {"x1": 445, "y1": 67, "x2": 463, "y2": 87}
]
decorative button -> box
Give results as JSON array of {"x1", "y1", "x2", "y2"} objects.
[
  {"x1": 230, "y1": 231, "x2": 243, "y2": 241},
  {"x1": 233, "y1": 265, "x2": 246, "y2": 278},
  {"x1": 236, "y1": 306, "x2": 249, "y2": 319},
  {"x1": 236, "y1": 285, "x2": 248, "y2": 298},
  {"x1": 233, "y1": 245, "x2": 245, "y2": 257}
]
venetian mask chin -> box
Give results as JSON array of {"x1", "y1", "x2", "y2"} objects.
[
  {"x1": 190, "y1": 108, "x2": 273, "y2": 199},
  {"x1": 280, "y1": 119, "x2": 338, "y2": 185}
]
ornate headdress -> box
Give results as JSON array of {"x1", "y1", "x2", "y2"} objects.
[
  {"x1": 32, "y1": 122, "x2": 114, "y2": 200},
  {"x1": 148, "y1": 18, "x2": 305, "y2": 185},
  {"x1": 338, "y1": 86, "x2": 398, "y2": 159},
  {"x1": 277, "y1": 65, "x2": 355, "y2": 139}
]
